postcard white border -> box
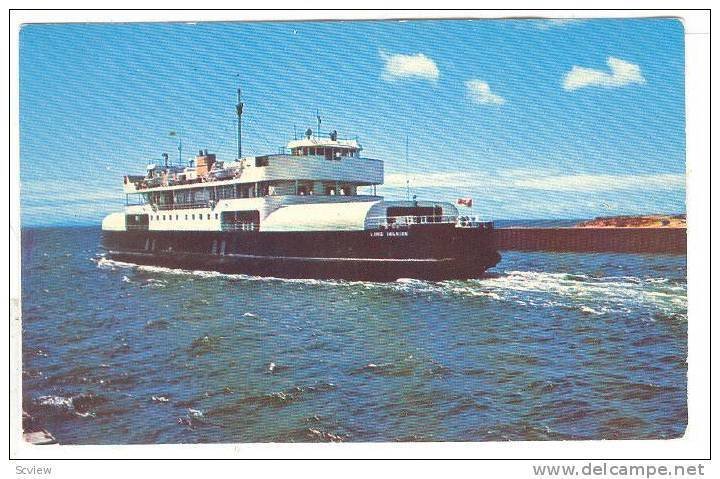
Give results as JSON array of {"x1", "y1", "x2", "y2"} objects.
[{"x1": 6, "y1": 6, "x2": 711, "y2": 469}]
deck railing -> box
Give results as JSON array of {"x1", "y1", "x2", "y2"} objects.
[
  {"x1": 221, "y1": 222, "x2": 258, "y2": 232},
  {"x1": 456, "y1": 216, "x2": 494, "y2": 229},
  {"x1": 366, "y1": 215, "x2": 492, "y2": 230},
  {"x1": 153, "y1": 201, "x2": 211, "y2": 211}
]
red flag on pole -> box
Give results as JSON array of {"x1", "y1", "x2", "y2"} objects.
[{"x1": 457, "y1": 198, "x2": 473, "y2": 208}]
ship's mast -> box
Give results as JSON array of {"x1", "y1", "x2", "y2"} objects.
[{"x1": 236, "y1": 88, "x2": 244, "y2": 159}]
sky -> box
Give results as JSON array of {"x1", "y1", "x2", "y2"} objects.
[{"x1": 19, "y1": 18, "x2": 686, "y2": 226}]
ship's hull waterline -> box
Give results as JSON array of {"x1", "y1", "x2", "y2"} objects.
[{"x1": 102, "y1": 225, "x2": 500, "y2": 281}]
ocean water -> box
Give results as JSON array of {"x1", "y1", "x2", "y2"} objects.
[{"x1": 21, "y1": 227, "x2": 687, "y2": 443}]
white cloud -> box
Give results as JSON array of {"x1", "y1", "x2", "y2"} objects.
[
  {"x1": 512, "y1": 173, "x2": 684, "y2": 191},
  {"x1": 380, "y1": 51, "x2": 439, "y2": 82},
  {"x1": 385, "y1": 172, "x2": 482, "y2": 188},
  {"x1": 563, "y1": 57, "x2": 645, "y2": 91},
  {"x1": 385, "y1": 171, "x2": 684, "y2": 192},
  {"x1": 465, "y1": 79, "x2": 506, "y2": 105}
]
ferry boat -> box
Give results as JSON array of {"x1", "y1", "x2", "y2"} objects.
[{"x1": 101, "y1": 92, "x2": 500, "y2": 281}]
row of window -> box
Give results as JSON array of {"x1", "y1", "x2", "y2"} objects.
[
  {"x1": 143, "y1": 183, "x2": 257, "y2": 206},
  {"x1": 151, "y1": 213, "x2": 220, "y2": 221},
  {"x1": 290, "y1": 147, "x2": 358, "y2": 159},
  {"x1": 143, "y1": 181, "x2": 358, "y2": 207}
]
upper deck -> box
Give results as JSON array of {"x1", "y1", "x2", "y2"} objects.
[{"x1": 122, "y1": 131, "x2": 382, "y2": 195}]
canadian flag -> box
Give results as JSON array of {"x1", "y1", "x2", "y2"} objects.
[{"x1": 457, "y1": 198, "x2": 473, "y2": 208}]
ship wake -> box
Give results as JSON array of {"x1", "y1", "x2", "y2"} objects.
[{"x1": 93, "y1": 255, "x2": 685, "y2": 320}]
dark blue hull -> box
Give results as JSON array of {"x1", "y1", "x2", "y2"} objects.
[{"x1": 101, "y1": 224, "x2": 500, "y2": 281}]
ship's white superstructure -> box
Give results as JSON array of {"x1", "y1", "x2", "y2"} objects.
[
  {"x1": 110, "y1": 129, "x2": 472, "y2": 234},
  {"x1": 111, "y1": 130, "x2": 409, "y2": 233},
  {"x1": 101, "y1": 91, "x2": 499, "y2": 280}
]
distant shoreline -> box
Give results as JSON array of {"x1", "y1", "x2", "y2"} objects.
[{"x1": 574, "y1": 214, "x2": 686, "y2": 229}]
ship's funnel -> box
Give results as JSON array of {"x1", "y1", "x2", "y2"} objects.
[{"x1": 195, "y1": 151, "x2": 216, "y2": 176}]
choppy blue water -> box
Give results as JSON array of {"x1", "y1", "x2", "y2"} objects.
[{"x1": 21, "y1": 227, "x2": 687, "y2": 443}]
